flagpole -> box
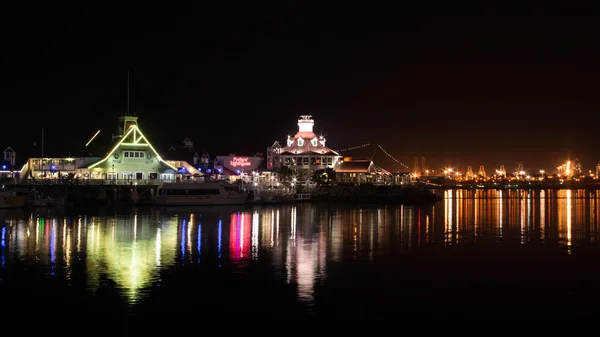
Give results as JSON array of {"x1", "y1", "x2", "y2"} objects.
[
  {"x1": 127, "y1": 70, "x2": 130, "y2": 114},
  {"x1": 41, "y1": 128, "x2": 44, "y2": 159}
]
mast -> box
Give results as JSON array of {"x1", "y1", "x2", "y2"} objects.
[
  {"x1": 41, "y1": 128, "x2": 44, "y2": 159},
  {"x1": 127, "y1": 70, "x2": 130, "y2": 114}
]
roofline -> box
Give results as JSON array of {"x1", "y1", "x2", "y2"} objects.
[{"x1": 87, "y1": 125, "x2": 177, "y2": 170}]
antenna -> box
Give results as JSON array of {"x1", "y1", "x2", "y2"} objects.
[{"x1": 127, "y1": 70, "x2": 130, "y2": 114}]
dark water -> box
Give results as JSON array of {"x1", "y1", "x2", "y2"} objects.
[{"x1": 2, "y1": 188, "x2": 600, "y2": 324}]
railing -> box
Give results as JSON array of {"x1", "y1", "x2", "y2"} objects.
[{"x1": 19, "y1": 178, "x2": 234, "y2": 186}]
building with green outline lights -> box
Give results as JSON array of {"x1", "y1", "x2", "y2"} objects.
[{"x1": 83, "y1": 113, "x2": 177, "y2": 182}]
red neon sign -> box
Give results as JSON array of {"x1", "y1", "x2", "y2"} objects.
[{"x1": 230, "y1": 157, "x2": 252, "y2": 167}]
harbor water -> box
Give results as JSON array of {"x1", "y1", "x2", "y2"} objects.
[{"x1": 1, "y1": 188, "x2": 600, "y2": 324}]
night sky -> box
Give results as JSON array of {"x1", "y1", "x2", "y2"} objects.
[{"x1": 2, "y1": 4, "x2": 599, "y2": 173}]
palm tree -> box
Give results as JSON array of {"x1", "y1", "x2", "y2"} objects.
[
  {"x1": 278, "y1": 166, "x2": 294, "y2": 186},
  {"x1": 312, "y1": 167, "x2": 336, "y2": 186}
]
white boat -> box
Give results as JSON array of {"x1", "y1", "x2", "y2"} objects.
[
  {"x1": 154, "y1": 180, "x2": 248, "y2": 206},
  {"x1": 0, "y1": 190, "x2": 26, "y2": 208}
]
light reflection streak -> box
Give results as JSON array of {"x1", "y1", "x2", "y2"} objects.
[
  {"x1": 95, "y1": 219, "x2": 101, "y2": 252},
  {"x1": 197, "y1": 224, "x2": 201, "y2": 263},
  {"x1": 156, "y1": 228, "x2": 161, "y2": 267},
  {"x1": 291, "y1": 207, "x2": 296, "y2": 244},
  {"x1": 275, "y1": 209, "x2": 280, "y2": 246},
  {"x1": 240, "y1": 213, "x2": 245, "y2": 258},
  {"x1": 77, "y1": 217, "x2": 81, "y2": 253},
  {"x1": 445, "y1": 190, "x2": 453, "y2": 245},
  {"x1": 217, "y1": 219, "x2": 222, "y2": 262},
  {"x1": 567, "y1": 190, "x2": 572, "y2": 252},
  {"x1": 378, "y1": 208, "x2": 383, "y2": 249},
  {"x1": 252, "y1": 211, "x2": 259, "y2": 260},
  {"x1": 90, "y1": 221, "x2": 95, "y2": 254},
  {"x1": 540, "y1": 190, "x2": 546, "y2": 241},
  {"x1": 50, "y1": 220, "x2": 56, "y2": 275},
  {"x1": 133, "y1": 214, "x2": 137, "y2": 241},
  {"x1": 62, "y1": 220, "x2": 66, "y2": 256},
  {"x1": 527, "y1": 192, "x2": 532, "y2": 242},
  {"x1": 296, "y1": 238, "x2": 315, "y2": 304},
  {"x1": 369, "y1": 210, "x2": 374, "y2": 259},
  {"x1": 35, "y1": 217, "x2": 40, "y2": 251},
  {"x1": 181, "y1": 218, "x2": 186, "y2": 260},
  {"x1": 498, "y1": 190, "x2": 503, "y2": 241},
  {"x1": 474, "y1": 196, "x2": 478, "y2": 241},
  {"x1": 270, "y1": 210, "x2": 275, "y2": 248},
  {"x1": 65, "y1": 221, "x2": 71, "y2": 277},
  {"x1": 521, "y1": 196, "x2": 526, "y2": 244},
  {"x1": 426, "y1": 215, "x2": 430, "y2": 243},
  {"x1": 188, "y1": 214, "x2": 193, "y2": 256},
  {"x1": 286, "y1": 207, "x2": 297, "y2": 284},
  {"x1": 0, "y1": 226, "x2": 5, "y2": 268}
]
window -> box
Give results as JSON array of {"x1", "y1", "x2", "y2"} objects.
[
  {"x1": 123, "y1": 151, "x2": 145, "y2": 159},
  {"x1": 160, "y1": 173, "x2": 174, "y2": 181},
  {"x1": 311, "y1": 138, "x2": 318, "y2": 146},
  {"x1": 297, "y1": 138, "x2": 304, "y2": 146},
  {"x1": 148, "y1": 172, "x2": 158, "y2": 180}
]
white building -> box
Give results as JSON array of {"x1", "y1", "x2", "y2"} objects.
[{"x1": 267, "y1": 115, "x2": 342, "y2": 183}]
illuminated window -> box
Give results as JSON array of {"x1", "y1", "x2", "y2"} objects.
[
  {"x1": 311, "y1": 138, "x2": 318, "y2": 146},
  {"x1": 124, "y1": 151, "x2": 145, "y2": 159},
  {"x1": 298, "y1": 138, "x2": 304, "y2": 146}
]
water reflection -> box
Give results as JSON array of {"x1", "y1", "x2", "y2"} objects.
[{"x1": 2, "y1": 189, "x2": 600, "y2": 307}]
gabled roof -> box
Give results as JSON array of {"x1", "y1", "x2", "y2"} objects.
[
  {"x1": 86, "y1": 125, "x2": 176, "y2": 170},
  {"x1": 335, "y1": 160, "x2": 372, "y2": 173},
  {"x1": 0, "y1": 145, "x2": 28, "y2": 173},
  {"x1": 334, "y1": 159, "x2": 393, "y2": 175},
  {"x1": 372, "y1": 164, "x2": 392, "y2": 176},
  {"x1": 280, "y1": 135, "x2": 340, "y2": 156},
  {"x1": 165, "y1": 145, "x2": 199, "y2": 163}
]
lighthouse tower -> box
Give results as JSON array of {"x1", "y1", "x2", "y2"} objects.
[{"x1": 112, "y1": 112, "x2": 138, "y2": 144}]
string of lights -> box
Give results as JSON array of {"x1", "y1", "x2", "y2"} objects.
[
  {"x1": 337, "y1": 143, "x2": 371, "y2": 152},
  {"x1": 378, "y1": 145, "x2": 409, "y2": 169}
]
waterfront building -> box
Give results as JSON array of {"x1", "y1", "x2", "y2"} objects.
[
  {"x1": 394, "y1": 172, "x2": 412, "y2": 185},
  {"x1": 334, "y1": 158, "x2": 393, "y2": 185},
  {"x1": 214, "y1": 154, "x2": 263, "y2": 176},
  {"x1": 80, "y1": 113, "x2": 177, "y2": 182},
  {"x1": 267, "y1": 115, "x2": 342, "y2": 183},
  {"x1": 164, "y1": 138, "x2": 203, "y2": 178},
  {"x1": 27, "y1": 157, "x2": 99, "y2": 180},
  {"x1": 0, "y1": 146, "x2": 21, "y2": 182}
]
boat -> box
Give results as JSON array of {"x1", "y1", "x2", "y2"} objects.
[
  {"x1": 0, "y1": 190, "x2": 26, "y2": 208},
  {"x1": 154, "y1": 180, "x2": 248, "y2": 206}
]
